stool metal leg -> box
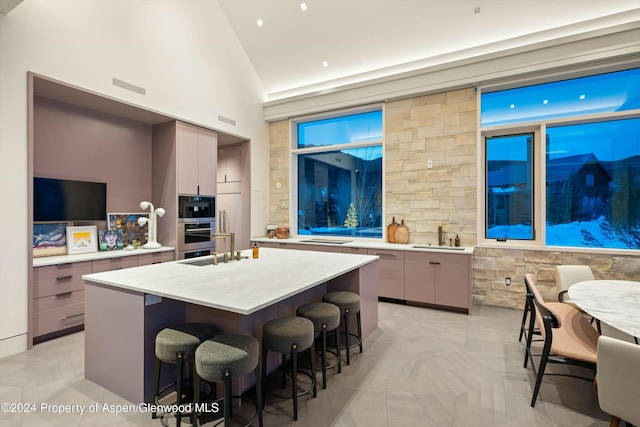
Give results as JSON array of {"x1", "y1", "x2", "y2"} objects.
[
  {"x1": 291, "y1": 345, "x2": 298, "y2": 421},
  {"x1": 344, "y1": 309, "x2": 351, "y2": 365},
  {"x1": 191, "y1": 372, "x2": 201, "y2": 426},
  {"x1": 152, "y1": 356, "x2": 161, "y2": 419},
  {"x1": 357, "y1": 312, "x2": 363, "y2": 353},
  {"x1": 261, "y1": 338, "x2": 267, "y2": 405},
  {"x1": 176, "y1": 352, "x2": 184, "y2": 427},
  {"x1": 255, "y1": 359, "x2": 264, "y2": 427},
  {"x1": 223, "y1": 370, "x2": 232, "y2": 426},
  {"x1": 309, "y1": 340, "x2": 317, "y2": 398},
  {"x1": 335, "y1": 323, "x2": 342, "y2": 374},
  {"x1": 321, "y1": 324, "x2": 327, "y2": 389}
]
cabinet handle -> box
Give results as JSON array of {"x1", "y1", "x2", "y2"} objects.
[
  {"x1": 429, "y1": 261, "x2": 441, "y2": 265},
  {"x1": 373, "y1": 252, "x2": 397, "y2": 257},
  {"x1": 62, "y1": 313, "x2": 84, "y2": 320},
  {"x1": 56, "y1": 275, "x2": 73, "y2": 280},
  {"x1": 55, "y1": 291, "x2": 73, "y2": 297}
]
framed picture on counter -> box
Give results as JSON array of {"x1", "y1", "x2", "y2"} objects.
[
  {"x1": 108, "y1": 213, "x2": 149, "y2": 247},
  {"x1": 66, "y1": 225, "x2": 98, "y2": 255},
  {"x1": 33, "y1": 223, "x2": 67, "y2": 258},
  {"x1": 99, "y1": 229, "x2": 123, "y2": 251}
]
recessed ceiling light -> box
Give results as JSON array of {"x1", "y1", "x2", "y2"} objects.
[
  {"x1": 256, "y1": 18, "x2": 264, "y2": 27},
  {"x1": 322, "y1": 61, "x2": 329, "y2": 68},
  {"x1": 300, "y1": 3, "x2": 307, "y2": 11},
  {"x1": 543, "y1": 99, "x2": 548, "y2": 104},
  {"x1": 579, "y1": 94, "x2": 586, "y2": 100},
  {"x1": 510, "y1": 104, "x2": 515, "y2": 109}
]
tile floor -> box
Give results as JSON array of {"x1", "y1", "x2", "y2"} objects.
[{"x1": 0, "y1": 302, "x2": 624, "y2": 426}]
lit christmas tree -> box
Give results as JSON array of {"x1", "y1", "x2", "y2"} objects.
[{"x1": 344, "y1": 203, "x2": 359, "y2": 228}]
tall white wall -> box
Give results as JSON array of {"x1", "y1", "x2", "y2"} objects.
[{"x1": 0, "y1": 0, "x2": 269, "y2": 357}]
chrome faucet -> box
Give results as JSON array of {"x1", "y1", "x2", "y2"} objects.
[
  {"x1": 212, "y1": 232, "x2": 235, "y2": 263},
  {"x1": 438, "y1": 225, "x2": 446, "y2": 246}
]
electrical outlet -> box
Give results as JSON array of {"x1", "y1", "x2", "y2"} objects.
[
  {"x1": 505, "y1": 277, "x2": 511, "y2": 286},
  {"x1": 427, "y1": 160, "x2": 433, "y2": 169}
]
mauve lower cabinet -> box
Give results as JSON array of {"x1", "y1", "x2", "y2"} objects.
[
  {"x1": 32, "y1": 251, "x2": 175, "y2": 343},
  {"x1": 404, "y1": 251, "x2": 472, "y2": 312}
]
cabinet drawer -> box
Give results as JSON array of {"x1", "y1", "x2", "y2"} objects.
[
  {"x1": 137, "y1": 251, "x2": 175, "y2": 266},
  {"x1": 343, "y1": 247, "x2": 367, "y2": 254},
  {"x1": 404, "y1": 251, "x2": 469, "y2": 265},
  {"x1": 34, "y1": 290, "x2": 84, "y2": 313},
  {"x1": 33, "y1": 262, "x2": 91, "y2": 298},
  {"x1": 33, "y1": 261, "x2": 92, "y2": 282},
  {"x1": 92, "y1": 256, "x2": 138, "y2": 273},
  {"x1": 34, "y1": 302, "x2": 85, "y2": 337}
]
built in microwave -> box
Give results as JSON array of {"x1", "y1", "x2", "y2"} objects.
[{"x1": 178, "y1": 195, "x2": 215, "y2": 221}]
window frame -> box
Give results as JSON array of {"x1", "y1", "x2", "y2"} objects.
[
  {"x1": 289, "y1": 104, "x2": 385, "y2": 240},
  {"x1": 478, "y1": 108, "x2": 640, "y2": 252}
]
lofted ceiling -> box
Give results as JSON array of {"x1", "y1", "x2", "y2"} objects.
[{"x1": 218, "y1": 0, "x2": 640, "y2": 102}]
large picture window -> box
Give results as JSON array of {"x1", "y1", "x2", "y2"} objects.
[
  {"x1": 481, "y1": 67, "x2": 640, "y2": 250},
  {"x1": 293, "y1": 109, "x2": 383, "y2": 238}
]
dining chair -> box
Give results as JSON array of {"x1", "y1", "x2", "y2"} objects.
[
  {"x1": 523, "y1": 273, "x2": 599, "y2": 407},
  {"x1": 554, "y1": 265, "x2": 601, "y2": 333},
  {"x1": 597, "y1": 335, "x2": 640, "y2": 427}
]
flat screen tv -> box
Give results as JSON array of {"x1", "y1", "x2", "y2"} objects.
[{"x1": 34, "y1": 177, "x2": 107, "y2": 222}]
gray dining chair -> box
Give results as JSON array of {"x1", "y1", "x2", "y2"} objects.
[
  {"x1": 597, "y1": 335, "x2": 640, "y2": 427},
  {"x1": 555, "y1": 265, "x2": 601, "y2": 333}
]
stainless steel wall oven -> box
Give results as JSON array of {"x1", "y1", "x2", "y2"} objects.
[{"x1": 178, "y1": 195, "x2": 215, "y2": 259}]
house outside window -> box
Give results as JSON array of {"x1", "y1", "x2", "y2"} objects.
[
  {"x1": 292, "y1": 108, "x2": 383, "y2": 238},
  {"x1": 481, "y1": 67, "x2": 640, "y2": 250}
]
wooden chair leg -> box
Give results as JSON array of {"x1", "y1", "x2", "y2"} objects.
[
  {"x1": 530, "y1": 339, "x2": 552, "y2": 407},
  {"x1": 610, "y1": 415, "x2": 620, "y2": 427}
]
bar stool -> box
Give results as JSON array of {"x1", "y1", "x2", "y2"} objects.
[
  {"x1": 192, "y1": 334, "x2": 263, "y2": 427},
  {"x1": 262, "y1": 316, "x2": 317, "y2": 421},
  {"x1": 323, "y1": 291, "x2": 362, "y2": 365},
  {"x1": 296, "y1": 302, "x2": 341, "y2": 389},
  {"x1": 152, "y1": 323, "x2": 216, "y2": 426}
]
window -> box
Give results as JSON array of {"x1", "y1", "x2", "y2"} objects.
[
  {"x1": 293, "y1": 109, "x2": 383, "y2": 238},
  {"x1": 481, "y1": 67, "x2": 640, "y2": 250},
  {"x1": 485, "y1": 134, "x2": 533, "y2": 240},
  {"x1": 546, "y1": 119, "x2": 640, "y2": 249}
]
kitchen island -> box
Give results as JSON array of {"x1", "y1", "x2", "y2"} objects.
[{"x1": 82, "y1": 247, "x2": 379, "y2": 403}]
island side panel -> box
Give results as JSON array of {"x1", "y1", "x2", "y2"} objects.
[
  {"x1": 85, "y1": 282, "x2": 146, "y2": 404},
  {"x1": 325, "y1": 260, "x2": 379, "y2": 340},
  {"x1": 85, "y1": 281, "x2": 187, "y2": 404}
]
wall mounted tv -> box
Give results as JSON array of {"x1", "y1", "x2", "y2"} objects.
[{"x1": 34, "y1": 177, "x2": 107, "y2": 222}]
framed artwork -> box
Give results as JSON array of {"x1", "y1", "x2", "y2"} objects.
[
  {"x1": 33, "y1": 223, "x2": 67, "y2": 258},
  {"x1": 66, "y1": 225, "x2": 98, "y2": 255},
  {"x1": 108, "y1": 213, "x2": 149, "y2": 247},
  {"x1": 99, "y1": 229, "x2": 123, "y2": 251}
]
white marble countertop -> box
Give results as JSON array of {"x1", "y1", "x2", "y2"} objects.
[
  {"x1": 568, "y1": 279, "x2": 640, "y2": 338},
  {"x1": 34, "y1": 246, "x2": 175, "y2": 267},
  {"x1": 82, "y1": 247, "x2": 378, "y2": 315},
  {"x1": 252, "y1": 236, "x2": 474, "y2": 254}
]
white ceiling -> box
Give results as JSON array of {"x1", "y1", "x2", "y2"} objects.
[{"x1": 218, "y1": 0, "x2": 640, "y2": 102}]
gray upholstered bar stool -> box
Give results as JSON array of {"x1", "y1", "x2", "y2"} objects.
[
  {"x1": 192, "y1": 334, "x2": 263, "y2": 427},
  {"x1": 261, "y1": 316, "x2": 317, "y2": 421},
  {"x1": 296, "y1": 302, "x2": 341, "y2": 389},
  {"x1": 322, "y1": 291, "x2": 362, "y2": 365},
  {"x1": 152, "y1": 323, "x2": 216, "y2": 427}
]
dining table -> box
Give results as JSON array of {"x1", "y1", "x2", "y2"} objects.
[{"x1": 568, "y1": 279, "x2": 640, "y2": 339}]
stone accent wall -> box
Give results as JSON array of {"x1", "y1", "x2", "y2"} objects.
[
  {"x1": 473, "y1": 247, "x2": 640, "y2": 309},
  {"x1": 384, "y1": 88, "x2": 477, "y2": 247},
  {"x1": 267, "y1": 86, "x2": 640, "y2": 311},
  {"x1": 268, "y1": 120, "x2": 290, "y2": 227}
]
